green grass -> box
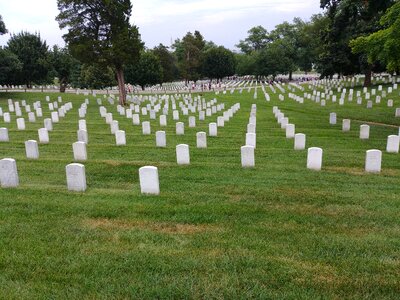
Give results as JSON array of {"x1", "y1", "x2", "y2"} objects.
[{"x1": 0, "y1": 85, "x2": 399, "y2": 299}]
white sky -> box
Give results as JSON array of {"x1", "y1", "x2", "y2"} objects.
[{"x1": 0, "y1": 0, "x2": 323, "y2": 50}]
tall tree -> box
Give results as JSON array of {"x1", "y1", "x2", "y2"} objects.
[
  {"x1": 202, "y1": 46, "x2": 235, "y2": 81},
  {"x1": 125, "y1": 51, "x2": 163, "y2": 90},
  {"x1": 320, "y1": 0, "x2": 394, "y2": 86},
  {"x1": 153, "y1": 44, "x2": 179, "y2": 83},
  {"x1": 80, "y1": 63, "x2": 116, "y2": 89},
  {"x1": 48, "y1": 46, "x2": 78, "y2": 92},
  {"x1": 6, "y1": 32, "x2": 49, "y2": 87},
  {"x1": 173, "y1": 31, "x2": 205, "y2": 84},
  {"x1": 56, "y1": 0, "x2": 143, "y2": 105},
  {"x1": 236, "y1": 26, "x2": 269, "y2": 54},
  {"x1": 0, "y1": 49, "x2": 22, "y2": 85},
  {"x1": 350, "y1": 2, "x2": 400, "y2": 73},
  {"x1": 0, "y1": 15, "x2": 7, "y2": 35}
]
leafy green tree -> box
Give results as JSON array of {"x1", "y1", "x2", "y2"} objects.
[
  {"x1": 202, "y1": 46, "x2": 235, "y2": 81},
  {"x1": 48, "y1": 46, "x2": 78, "y2": 92},
  {"x1": 152, "y1": 44, "x2": 179, "y2": 83},
  {"x1": 256, "y1": 40, "x2": 290, "y2": 79},
  {"x1": 125, "y1": 51, "x2": 163, "y2": 90},
  {"x1": 6, "y1": 32, "x2": 49, "y2": 87},
  {"x1": 56, "y1": 0, "x2": 143, "y2": 105},
  {"x1": 80, "y1": 64, "x2": 116, "y2": 89},
  {"x1": 235, "y1": 53, "x2": 257, "y2": 76},
  {"x1": 320, "y1": 0, "x2": 394, "y2": 86},
  {"x1": 0, "y1": 48, "x2": 22, "y2": 85},
  {"x1": 236, "y1": 26, "x2": 269, "y2": 54},
  {"x1": 350, "y1": 2, "x2": 400, "y2": 73},
  {"x1": 173, "y1": 31, "x2": 205, "y2": 84},
  {"x1": 0, "y1": 15, "x2": 7, "y2": 35}
]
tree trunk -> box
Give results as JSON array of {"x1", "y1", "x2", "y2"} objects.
[
  {"x1": 289, "y1": 71, "x2": 293, "y2": 81},
  {"x1": 363, "y1": 65, "x2": 372, "y2": 87},
  {"x1": 59, "y1": 78, "x2": 66, "y2": 93},
  {"x1": 116, "y1": 68, "x2": 127, "y2": 106}
]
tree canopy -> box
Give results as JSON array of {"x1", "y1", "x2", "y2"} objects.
[
  {"x1": 202, "y1": 46, "x2": 235, "y2": 80},
  {"x1": 6, "y1": 32, "x2": 49, "y2": 87},
  {"x1": 56, "y1": 0, "x2": 143, "y2": 104}
]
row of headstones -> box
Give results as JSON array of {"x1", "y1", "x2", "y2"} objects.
[
  {"x1": 329, "y1": 113, "x2": 400, "y2": 153},
  {"x1": 0, "y1": 158, "x2": 160, "y2": 195},
  {"x1": 273, "y1": 106, "x2": 306, "y2": 150},
  {"x1": 307, "y1": 148, "x2": 386, "y2": 173},
  {"x1": 241, "y1": 104, "x2": 257, "y2": 167},
  {"x1": 74, "y1": 103, "x2": 241, "y2": 160}
]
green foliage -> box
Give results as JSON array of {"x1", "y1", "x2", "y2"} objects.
[
  {"x1": 125, "y1": 51, "x2": 163, "y2": 89},
  {"x1": 48, "y1": 46, "x2": 79, "y2": 92},
  {"x1": 152, "y1": 44, "x2": 179, "y2": 83},
  {"x1": 318, "y1": 0, "x2": 394, "y2": 83},
  {"x1": 0, "y1": 15, "x2": 7, "y2": 35},
  {"x1": 173, "y1": 31, "x2": 205, "y2": 83},
  {"x1": 0, "y1": 48, "x2": 22, "y2": 85},
  {"x1": 202, "y1": 46, "x2": 235, "y2": 80},
  {"x1": 235, "y1": 53, "x2": 257, "y2": 76},
  {"x1": 79, "y1": 63, "x2": 116, "y2": 89},
  {"x1": 236, "y1": 26, "x2": 269, "y2": 54},
  {"x1": 56, "y1": 0, "x2": 143, "y2": 103},
  {"x1": 350, "y1": 2, "x2": 400, "y2": 72},
  {"x1": 256, "y1": 41, "x2": 291, "y2": 78},
  {"x1": 6, "y1": 32, "x2": 49, "y2": 87}
]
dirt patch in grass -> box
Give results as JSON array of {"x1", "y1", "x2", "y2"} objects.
[
  {"x1": 325, "y1": 166, "x2": 399, "y2": 176},
  {"x1": 352, "y1": 119, "x2": 399, "y2": 128},
  {"x1": 275, "y1": 256, "x2": 344, "y2": 286},
  {"x1": 83, "y1": 218, "x2": 221, "y2": 235}
]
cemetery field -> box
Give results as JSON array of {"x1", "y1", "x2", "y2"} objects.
[{"x1": 0, "y1": 88, "x2": 399, "y2": 299}]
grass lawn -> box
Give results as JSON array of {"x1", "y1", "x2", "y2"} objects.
[{"x1": 0, "y1": 84, "x2": 399, "y2": 299}]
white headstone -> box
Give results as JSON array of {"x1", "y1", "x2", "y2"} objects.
[
  {"x1": 38, "y1": 128, "x2": 49, "y2": 143},
  {"x1": 173, "y1": 110, "x2": 179, "y2": 120},
  {"x1": 28, "y1": 112, "x2": 36, "y2": 122},
  {"x1": 115, "y1": 130, "x2": 126, "y2": 146},
  {"x1": 280, "y1": 117, "x2": 288, "y2": 129},
  {"x1": 73, "y1": 141, "x2": 87, "y2": 161},
  {"x1": 395, "y1": 108, "x2": 400, "y2": 117},
  {"x1": 77, "y1": 129, "x2": 88, "y2": 144},
  {"x1": 159, "y1": 115, "x2": 167, "y2": 126},
  {"x1": 25, "y1": 140, "x2": 39, "y2": 159},
  {"x1": 110, "y1": 120, "x2": 119, "y2": 134},
  {"x1": 209, "y1": 123, "x2": 217, "y2": 137},
  {"x1": 342, "y1": 119, "x2": 351, "y2": 132},
  {"x1": 329, "y1": 113, "x2": 336, "y2": 125},
  {"x1": 79, "y1": 119, "x2": 87, "y2": 131},
  {"x1": 241, "y1": 145, "x2": 255, "y2": 168},
  {"x1": 44, "y1": 118, "x2": 53, "y2": 131},
  {"x1": 196, "y1": 132, "x2": 207, "y2": 148},
  {"x1": 286, "y1": 124, "x2": 295, "y2": 138},
  {"x1": 176, "y1": 144, "x2": 190, "y2": 165},
  {"x1": 217, "y1": 116, "x2": 225, "y2": 127},
  {"x1": 66, "y1": 163, "x2": 87, "y2": 192},
  {"x1": 294, "y1": 133, "x2": 306, "y2": 150},
  {"x1": 247, "y1": 123, "x2": 256, "y2": 134},
  {"x1": 0, "y1": 158, "x2": 19, "y2": 187},
  {"x1": 176, "y1": 122, "x2": 184, "y2": 135},
  {"x1": 0, "y1": 128, "x2": 9, "y2": 142},
  {"x1": 51, "y1": 111, "x2": 59, "y2": 123},
  {"x1": 17, "y1": 118, "x2": 25, "y2": 130},
  {"x1": 3, "y1": 113, "x2": 11, "y2": 123},
  {"x1": 365, "y1": 150, "x2": 382, "y2": 173},
  {"x1": 307, "y1": 147, "x2": 323, "y2": 171},
  {"x1": 359, "y1": 125, "x2": 370, "y2": 140},
  {"x1": 386, "y1": 135, "x2": 399, "y2": 153},
  {"x1": 139, "y1": 166, "x2": 160, "y2": 195},
  {"x1": 156, "y1": 131, "x2": 166, "y2": 147},
  {"x1": 246, "y1": 133, "x2": 256, "y2": 148},
  {"x1": 132, "y1": 114, "x2": 140, "y2": 125},
  {"x1": 142, "y1": 121, "x2": 151, "y2": 135},
  {"x1": 188, "y1": 116, "x2": 196, "y2": 128}
]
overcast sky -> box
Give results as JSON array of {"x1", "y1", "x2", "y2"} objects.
[{"x1": 0, "y1": 0, "x2": 323, "y2": 50}]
